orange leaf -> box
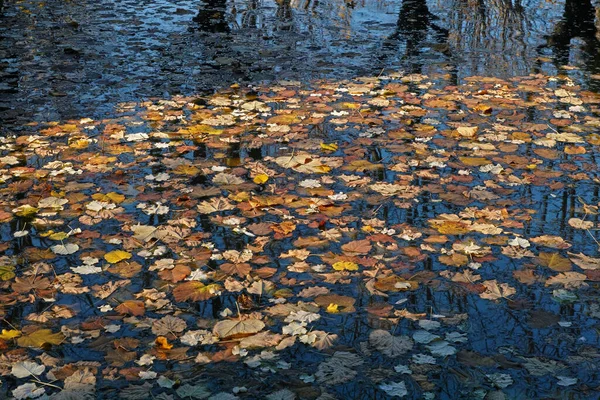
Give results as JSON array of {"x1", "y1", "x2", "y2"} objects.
[
  {"x1": 115, "y1": 300, "x2": 145, "y2": 316},
  {"x1": 155, "y1": 336, "x2": 173, "y2": 350},
  {"x1": 172, "y1": 281, "x2": 222, "y2": 302},
  {"x1": 341, "y1": 239, "x2": 372, "y2": 255}
]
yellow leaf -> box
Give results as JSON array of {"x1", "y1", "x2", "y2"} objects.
[
  {"x1": 326, "y1": 303, "x2": 340, "y2": 313},
  {"x1": 17, "y1": 329, "x2": 64, "y2": 348},
  {"x1": 104, "y1": 250, "x2": 133, "y2": 264},
  {"x1": 69, "y1": 139, "x2": 90, "y2": 149},
  {"x1": 332, "y1": 261, "x2": 359, "y2": 271},
  {"x1": 456, "y1": 126, "x2": 478, "y2": 137},
  {"x1": 320, "y1": 143, "x2": 338, "y2": 152},
  {"x1": 92, "y1": 192, "x2": 125, "y2": 204},
  {"x1": 312, "y1": 165, "x2": 331, "y2": 174},
  {"x1": 0, "y1": 265, "x2": 16, "y2": 281},
  {"x1": 48, "y1": 232, "x2": 70, "y2": 241},
  {"x1": 0, "y1": 329, "x2": 21, "y2": 340},
  {"x1": 459, "y1": 157, "x2": 491, "y2": 167},
  {"x1": 182, "y1": 125, "x2": 223, "y2": 135},
  {"x1": 253, "y1": 174, "x2": 269, "y2": 184},
  {"x1": 13, "y1": 205, "x2": 39, "y2": 217},
  {"x1": 173, "y1": 165, "x2": 200, "y2": 176}
]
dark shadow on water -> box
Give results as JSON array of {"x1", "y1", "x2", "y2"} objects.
[
  {"x1": 541, "y1": 0, "x2": 600, "y2": 81},
  {"x1": 193, "y1": 0, "x2": 230, "y2": 33}
]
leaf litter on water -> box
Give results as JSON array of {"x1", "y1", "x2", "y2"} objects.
[{"x1": 0, "y1": 71, "x2": 598, "y2": 398}]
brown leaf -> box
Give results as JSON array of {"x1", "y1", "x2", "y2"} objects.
[
  {"x1": 568, "y1": 252, "x2": 600, "y2": 270},
  {"x1": 341, "y1": 239, "x2": 372, "y2": 255},
  {"x1": 545, "y1": 272, "x2": 588, "y2": 288},
  {"x1": 152, "y1": 315, "x2": 187, "y2": 336},
  {"x1": 213, "y1": 319, "x2": 265, "y2": 339},
  {"x1": 479, "y1": 280, "x2": 516, "y2": 301},
  {"x1": 172, "y1": 281, "x2": 222, "y2": 302},
  {"x1": 314, "y1": 294, "x2": 356, "y2": 313},
  {"x1": 220, "y1": 263, "x2": 252, "y2": 278},
  {"x1": 115, "y1": 300, "x2": 146, "y2": 316},
  {"x1": 537, "y1": 252, "x2": 572, "y2": 272}
]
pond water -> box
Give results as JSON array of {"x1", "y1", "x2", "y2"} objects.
[
  {"x1": 1, "y1": 1, "x2": 600, "y2": 400},
  {"x1": 1, "y1": 0, "x2": 600, "y2": 128}
]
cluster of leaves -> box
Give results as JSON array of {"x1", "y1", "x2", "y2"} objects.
[{"x1": 0, "y1": 71, "x2": 600, "y2": 398}]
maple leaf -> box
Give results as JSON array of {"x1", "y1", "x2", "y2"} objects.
[
  {"x1": 213, "y1": 318, "x2": 265, "y2": 339},
  {"x1": 537, "y1": 252, "x2": 572, "y2": 272},
  {"x1": 314, "y1": 294, "x2": 355, "y2": 312},
  {"x1": 545, "y1": 272, "x2": 588, "y2": 289},
  {"x1": 152, "y1": 315, "x2": 187, "y2": 336},
  {"x1": 197, "y1": 197, "x2": 235, "y2": 214},
  {"x1": 104, "y1": 250, "x2": 132, "y2": 264},
  {"x1": 173, "y1": 281, "x2": 222, "y2": 302},
  {"x1": 115, "y1": 300, "x2": 145, "y2": 316},
  {"x1": 530, "y1": 235, "x2": 571, "y2": 249},
  {"x1": 253, "y1": 173, "x2": 269, "y2": 184},
  {"x1": 370, "y1": 330, "x2": 413, "y2": 357},
  {"x1": 155, "y1": 336, "x2": 174, "y2": 350},
  {"x1": 247, "y1": 280, "x2": 275, "y2": 297},
  {"x1": 316, "y1": 351, "x2": 363, "y2": 385},
  {"x1": 0, "y1": 264, "x2": 16, "y2": 280},
  {"x1": 0, "y1": 329, "x2": 21, "y2": 340},
  {"x1": 341, "y1": 239, "x2": 372, "y2": 255},
  {"x1": 568, "y1": 252, "x2": 600, "y2": 270},
  {"x1": 17, "y1": 329, "x2": 64, "y2": 348},
  {"x1": 479, "y1": 280, "x2": 516, "y2": 301},
  {"x1": 63, "y1": 368, "x2": 96, "y2": 391},
  {"x1": 332, "y1": 261, "x2": 359, "y2": 271},
  {"x1": 220, "y1": 262, "x2": 251, "y2": 278}
]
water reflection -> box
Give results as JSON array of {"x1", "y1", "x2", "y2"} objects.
[
  {"x1": 194, "y1": 0, "x2": 230, "y2": 33},
  {"x1": 542, "y1": 0, "x2": 600, "y2": 77},
  {"x1": 2, "y1": 0, "x2": 600, "y2": 127}
]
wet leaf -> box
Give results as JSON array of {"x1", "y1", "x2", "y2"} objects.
[
  {"x1": 369, "y1": 330, "x2": 413, "y2": 357},
  {"x1": 213, "y1": 318, "x2": 265, "y2": 339},
  {"x1": 173, "y1": 281, "x2": 222, "y2": 302},
  {"x1": 537, "y1": 252, "x2": 572, "y2": 272},
  {"x1": 104, "y1": 250, "x2": 133, "y2": 264},
  {"x1": 17, "y1": 329, "x2": 64, "y2": 348}
]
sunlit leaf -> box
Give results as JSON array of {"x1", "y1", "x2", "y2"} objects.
[
  {"x1": 173, "y1": 281, "x2": 222, "y2": 302},
  {"x1": 17, "y1": 329, "x2": 64, "y2": 348},
  {"x1": 104, "y1": 250, "x2": 133, "y2": 264},
  {"x1": 213, "y1": 318, "x2": 265, "y2": 339}
]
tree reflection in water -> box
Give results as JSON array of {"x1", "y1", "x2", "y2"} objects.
[{"x1": 542, "y1": 0, "x2": 600, "y2": 78}]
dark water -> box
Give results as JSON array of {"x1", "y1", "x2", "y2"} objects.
[
  {"x1": 1, "y1": 1, "x2": 600, "y2": 400},
  {"x1": 1, "y1": 0, "x2": 600, "y2": 128}
]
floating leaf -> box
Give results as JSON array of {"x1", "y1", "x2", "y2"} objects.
[
  {"x1": 0, "y1": 265, "x2": 16, "y2": 281},
  {"x1": 104, "y1": 250, "x2": 133, "y2": 264},
  {"x1": 332, "y1": 261, "x2": 358, "y2": 271},
  {"x1": 51, "y1": 243, "x2": 79, "y2": 255},
  {"x1": 17, "y1": 329, "x2": 64, "y2": 348},
  {"x1": 537, "y1": 252, "x2": 572, "y2": 272},
  {"x1": 173, "y1": 281, "x2": 222, "y2": 302},
  {"x1": 369, "y1": 330, "x2": 413, "y2": 357},
  {"x1": 115, "y1": 300, "x2": 146, "y2": 316},
  {"x1": 479, "y1": 280, "x2": 516, "y2": 301},
  {"x1": 545, "y1": 272, "x2": 587, "y2": 289},
  {"x1": 152, "y1": 315, "x2": 187, "y2": 336},
  {"x1": 314, "y1": 294, "x2": 355, "y2": 313},
  {"x1": 0, "y1": 329, "x2": 21, "y2": 340},
  {"x1": 11, "y1": 361, "x2": 45, "y2": 378},
  {"x1": 253, "y1": 174, "x2": 269, "y2": 184},
  {"x1": 213, "y1": 318, "x2": 265, "y2": 339}
]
